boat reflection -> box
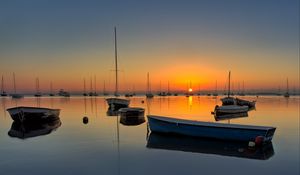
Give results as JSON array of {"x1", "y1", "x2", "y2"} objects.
[
  {"x1": 146, "y1": 133, "x2": 274, "y2": 160},
  {"x1": 8, "y1": 119, "x2": 61, "y2": 139},
  {"x1": 106, "y1": 109, "x2": 119, "y2": 116},
  {"x1": 214, "y1": 112, "x2": 248, "y2": 121},
  {"x1": 120, "y1": 112, "x2": 145, "y2": 126}
]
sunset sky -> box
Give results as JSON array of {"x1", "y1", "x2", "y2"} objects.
[{"x1": 0, "y1": 0, "x2": 299, "y2": 93}]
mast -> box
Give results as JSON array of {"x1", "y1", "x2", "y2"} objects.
[
  {"x1": 147, "y1": 72, "x2": 150, "y2": 94},
  {"x1": 84, "y1": 78, "x2": 86, "y2": 94},
  {"x1": 286, "y1": 78, "x2": 289, "y2": 93},
  {"x1": 228, "y1": 71, "x2": 231, "y2": 97},
  {"x1": 1, "y1": 75, "x2": 4, "y2": 93},
  {"x1": 50, "y1": 81, "x2": 53, "y2": 94},
  {"x1": 103, "y1": 80, "x2": 106, "y2": 95},
  {"x1": 13, "y1": 73, "x2": 16, "y2": 94},
  {"x1": 94, "y1": 75, "x2": 97, "y2": 94},
  {"x1": 36, "y1": 77, "x2": 40, "y2": 94},
  {"x1": 168, "y1": 81, "x2": 170, "y2": 94},
  {"x1": 114, "y1": 26, "x2": 118, "y2": 96},
  {"x1": 215, "y1": 80, "x2": 217, "y2": 94},
  {"x1": 90, "y1": 77, "x2": 93, "y2": 94}
]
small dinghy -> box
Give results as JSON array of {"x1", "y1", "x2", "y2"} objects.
[
  {"x1": 214, "y1": 105, "x2": 249, "y2": 115},
  {"x1": 119, "y1": 107, "x2": 145, "y2": 125},
  {"x1": 7, "y1": 106, "x2": 60, "y2": 122}
]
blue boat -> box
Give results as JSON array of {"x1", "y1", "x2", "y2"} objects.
[{"x1": 147, "y1": 115, "x2": 276, "y2": 143}]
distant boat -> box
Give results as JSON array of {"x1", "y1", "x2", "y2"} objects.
[
  {"x1": 7, "y1": 106, "x2": 60, "y2": 122},
  {"x1": 58, "y1": 89, "x2": 70, "y2": 97},
  {"x1": 283, "y1": 78, "x2": 290, "y2": 98},
  {"x1": 221, "y1": 71, "x2": 255, "y2": 108},
  {"x1": 11, "y1": 73, "x2": 24, "y2": 99},
  {"x1": 83, "y1": 78, "x2": 88, "y2": 96},
  {"x1": 106, "y1": 27, "x2": 130, "y2": 110},
  {"x1": 146, "y1": 72, "x2": 154, "y2": 98},
  {"x1": 1, "y1": 75, "x2": 8, "y2": 96},
  {"x1": 103, "y1": 81, "x2": 109, "y2": 96},
  {"x1": 147, "y1": 115, "x2": 276, "y2": 143},
  {"x1": 8, "y1": 119, "x2": 61, "y2": 139},
  {"x1": 49, "y1": 82, "x2": 55, "y2": 96},
  {"x1": 167, "y1": 81, "x2": 172, "y2": 96},
  {"x1": 146, "y1": 133, "x2": 274, "y2": 160},
  {"x1": 212, "y1": 80, "x2": 218, "y2": 96},
  {"x1": 34, "y1": 77, "x2": 42, "y2": 97}
]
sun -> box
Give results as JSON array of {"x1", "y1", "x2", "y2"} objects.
[{"x1": 188, "y1": 88, "x2": 193, "y2": 92}]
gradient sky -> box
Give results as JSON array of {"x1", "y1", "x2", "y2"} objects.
[{"x1": 0, "y1": 0, "x2": 299, "y2": 93}]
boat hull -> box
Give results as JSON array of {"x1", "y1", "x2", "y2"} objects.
[
  {"x1": 106, "y1": 98, "x2": 130, "y2": 110},
  {"x1": 7, "y1": 107, "x2": 60, "y2": 122},
  {"x1": 147, "y1": 115, "x2": 276, "y2": 143},
  {"x1": 214, "y1": 105, "x2": 249, "y2": 115}
]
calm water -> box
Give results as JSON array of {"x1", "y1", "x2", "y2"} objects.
[{"x1": 0, "y1": 96, "x2": 299, "y2": 175}]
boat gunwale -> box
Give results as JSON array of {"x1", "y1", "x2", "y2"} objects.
[
  {"x1": 6, "y1": 106, "x2": 60, "y2": 112},
  {"x1": 147, "y1": 115, "x2": 276, "y2": 131}
]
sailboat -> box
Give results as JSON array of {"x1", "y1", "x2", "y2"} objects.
[
  {"x1": 103, "y1": 80, "x2": 109, "y2": 96},
  {"x1": 283, "y1": 78, "x2": 290, "y2": 98},
  {"x1": 93, "y1": 75, "x2": 98, "y2": 96},
  {"x1": 1, "y1": 75, "x2": 8, "y2": 96},
  {"x1": 106, "y1": 27, "x2": 130, "y2": 110},
  {"x1": 212, "y1": 80, "x2": 218, "y2": 96},
  {"x1": 49, "y1": 82, "x2": 55, "y2": 96},
  {"x1": 11, "y1": 73, "x2": 24, "y2": 99},
  {"x1": 34, "y1": 78, "x2": 42, "y2": 97},
  {"x1": 83, "y1": 78, "x2": 88, "y2": 96},
  {"x1": 146, "y1": 72, "x2": 154, "y2": 98}
]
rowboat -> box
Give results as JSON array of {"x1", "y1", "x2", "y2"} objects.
[
  {"x1": 146, "y1": 133, "x2": 274, "y2": 160},
  {"x1": 147, "y1": 115, "x2": 276, "y2": 143},
  {"x1": 214, "y1": 112, "x2": 248, "y2": 121},
  {"x1": 214, "y1": 105, "x2": 249, "y2": 115},
  {"x1": 7, "y1": 106, "x2": 60, "y2": 122},
  {"x1": 119, "y1": 107, "x2": 145, "y2": 125}
]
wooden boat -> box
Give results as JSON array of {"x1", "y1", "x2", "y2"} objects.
[
  {"x1": 147, "y1": 115, "x2": 276, "y2": 143},
  {"x1": 7, "y1": 106, "x2": 60, "y2": 122},
  {"x1": 119, "y1": 107, "x2": 145, "y2": 125},
  {"x1": 236, "y1": 98, "x2": 256, "y2": 108},
  {"x1": 8, "y1": 119, "x2": 61, "y2": 139},
  {"x1": 106, "y1": 27, "x2": 130, "y2": 109},
  {"x1": 146, "y1": 133, "x2": 274, "y2": 160},
  {"x1": 214, "y1": 105, "x2": 248, "y2": 115}
]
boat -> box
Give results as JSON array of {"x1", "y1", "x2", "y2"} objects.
[
  {"x1": 146, "y1": 72, "x2": 154, "y2": 98},
  {"x1": 7, "y1": 106, "x2": 60, "y2": 122},
  {"x1": 221, "y1": 71, "x2": 255, "y2": 108},
  {"x1": 212, "y1": 80, "x2": 218, "y2": 96},
  {"x1": 8, "y1": 119, "x2": 61, "y2": 139},
  {"x1": 119, "y1": 107, "x2": 145, "y2": 125},
  {"x1": 283, "y1": 78, "x2": 290, "y2": 98},
  {"x1": 83, "y1": 78, "x2": 88, "y2": 96},
  {"x1": 58, "y1": 89, "x2": 70, "y2": 97},
  {"x1": 34, "y1": 77, "x2": 42, "y2": 97},
  {"x1": 106, "y1": 27, "x2": 130, "y2": 110},
  {"x1": 103, "y1": 81, "x2": 109, "y2": 96},
  {"x1": 10, "y1": 73, "x2": 24, "y2": 99},
  {"x1": 49, "y1": 82, "x2": 55, "y2": 96},
  {"x1": 214, "y1": 112, "x2": 248, "y2": 121},
  {"x1": 1, "y1": 75, "x2": 8, "y2": 96},
  {"x1": 147, "y1": 115, "x2": 276, "y2": 143},
  {"x1": 214, "y1": 105, "x2": 248, "y2": 115},
  {"x1": 146, "y1": 133, "x2": 274, "y2": 160}
]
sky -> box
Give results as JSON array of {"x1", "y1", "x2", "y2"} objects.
[{"x1": 0, "y1": 0, "x2": 299, "y2": 93}]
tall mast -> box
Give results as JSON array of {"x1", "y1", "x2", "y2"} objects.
[
  {"x1": 13, "y1": 72, "x2": 16, "y2": 94},
  {"x1": 90, "y1": 77, "x2": 93, "y2": 93},
  {"x1": 94, "y1": 75, "x2": 97, "y2": 94},
  {"x1": 50, "y1": 81, "x2": 53, "y2": 94},
  {"x1": 103, "y1": 80, "x2": 106, "y2": 94},
  {"x1": 168, "y1": 81, "x2": 170, "y2": 94},
  {"x1": 36, "y1": 77, "x2": 40, "y2": 93},
  {"x1": 215, "y1": 80, "x2": 217, "y2": 94},
  {"x1": 228, "y1": 71, "x2": 231, "y2": 97},
  {"x1": 286, "y1": 78, "x2": 289, "y2": 93},
  {"x1": 114, "y1": 26, "x2": 118, "y2": 96},
  {"x1": 83, "y1": 78, "x2": 86, "y2": 94},
  {"x1": 147, "y1": 72, "x2": 150, "y2": 93},
  {"x1": 1, "y1": 75, "x2": 4, "y2": 93}
]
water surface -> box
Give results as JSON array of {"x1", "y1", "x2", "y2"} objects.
[{"x1": 0, "y1": 96, "x2": 299, "y2": 175}]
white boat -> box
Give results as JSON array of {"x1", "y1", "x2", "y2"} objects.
[
  {"x1": 7, "y1": 106, "x2": 60, "y2": 122},
  {"x1": 214, "y1": 105, "x2": 248, "y2": 115},
  {"x1": 106, "y1": 27, "x2": 130, "y2": 109},
  {"x1": 147, "y1": 115, "x2": 276, "y2": 143}
]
